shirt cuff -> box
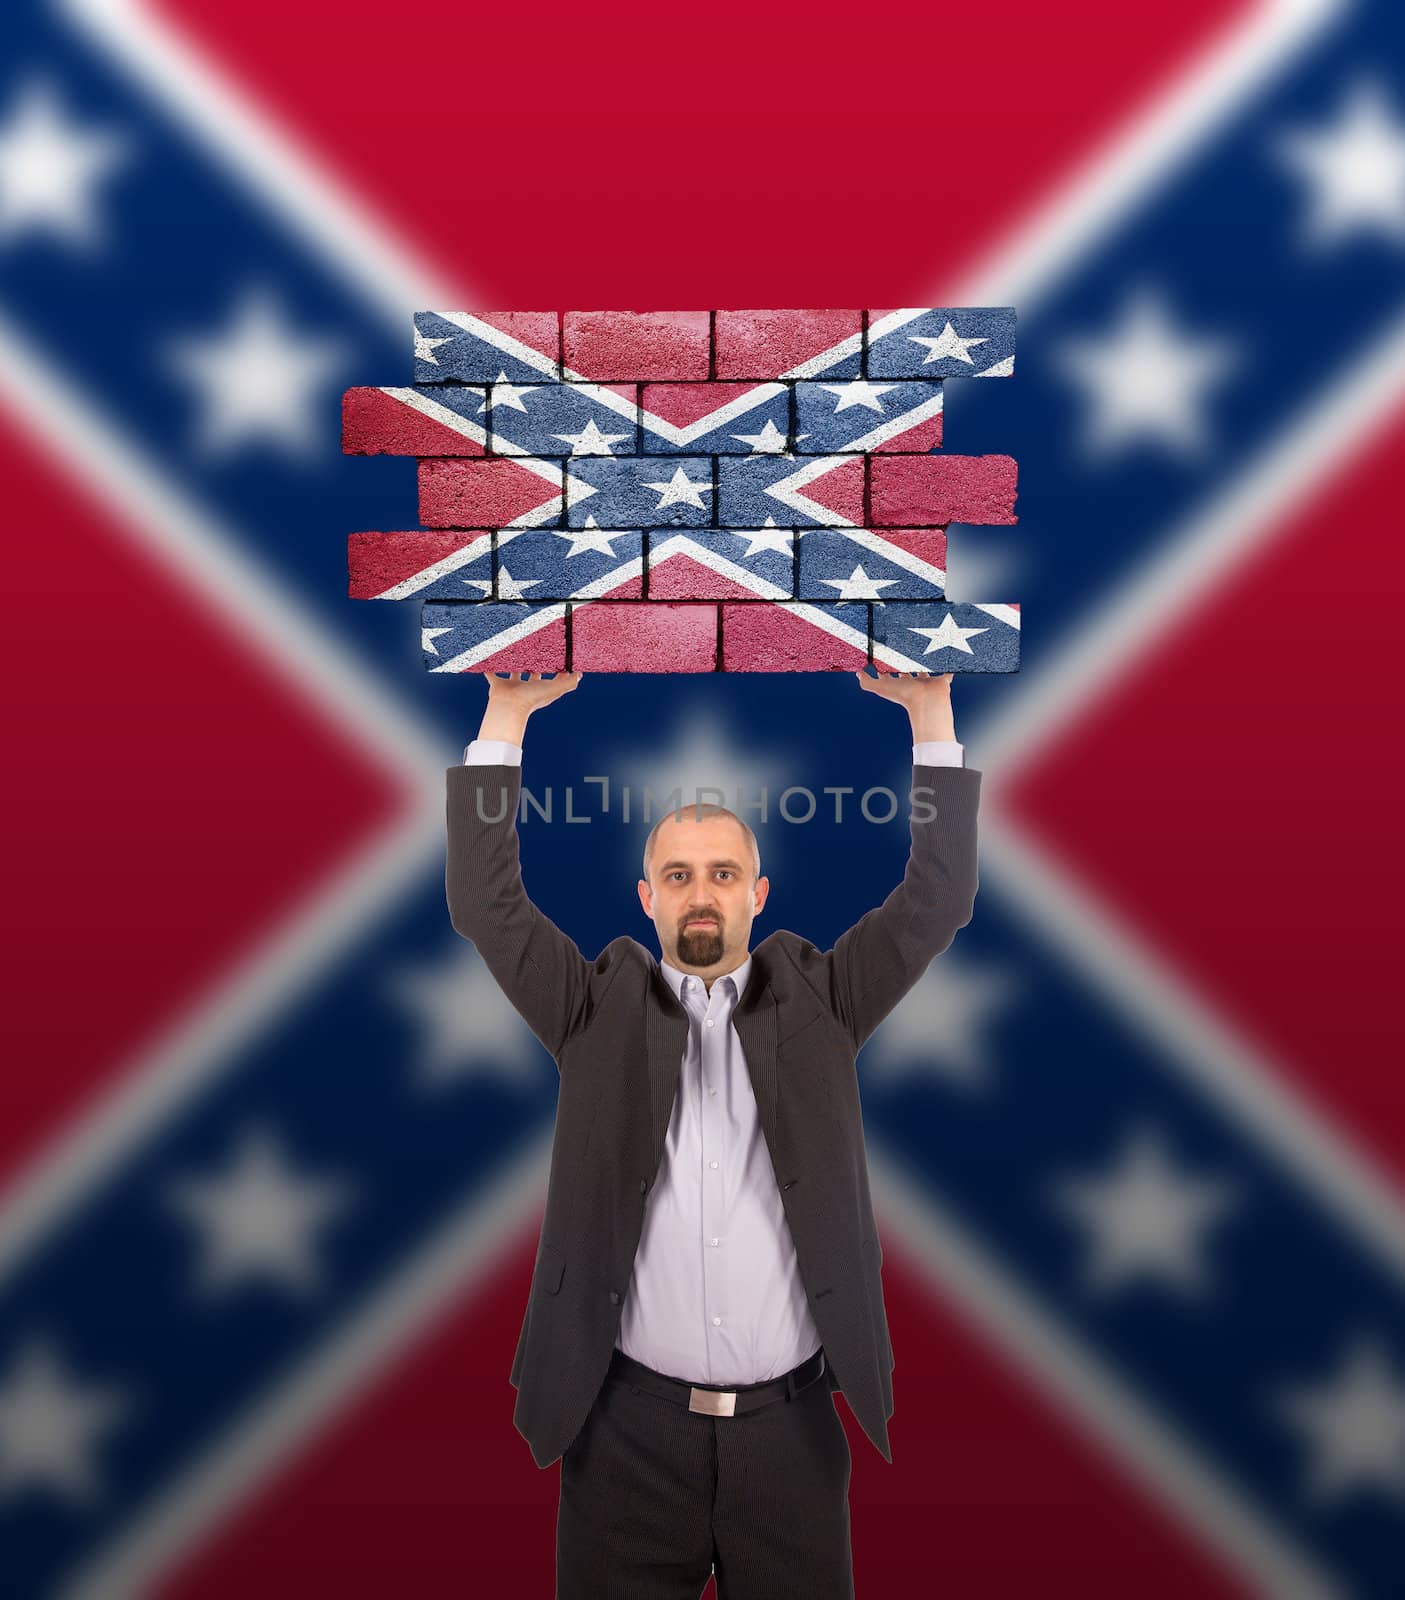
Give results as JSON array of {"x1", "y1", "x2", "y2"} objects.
[
  {"x1": 464, "y1": 738, "x2": 523, "y2": 765},
  {"x1": 913, "y1": 739, "x2": 964, "y2": 767}
]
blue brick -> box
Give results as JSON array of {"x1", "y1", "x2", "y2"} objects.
[
  {"x1": 413, "y1": 310, "x2": 560, "y2": 385},
  {"x1": 793, "y1": 379, "x2": 943, "y2": 453},
  {"x1": 420, "y1": 598, "x2": 568, "y2": 672},
  {"x1": 870, "y1": 600, "x2": 1020, "y2": 672},
  {"x1": 716, "y1": 455, "x2": 864, "y2": 528},
  {"x1": 797, "y1": 528, "x2": 946, "y2": 602},
  {"x1": 489, "y1": 380, "x2": 638, "y2": 457},
  {"x1": 565, "y1": 456, "x2": 713, "y2": 528},
  {"x1": 866, "y1": 307, "x2": 1016, "y2": 380},
  {"x1": 494, "y1": 525, "x2": 644, "y2": 600}
]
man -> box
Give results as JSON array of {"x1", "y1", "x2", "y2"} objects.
[{"x1": 446, "y1": 667, "x2": 980, "y2": 1598}]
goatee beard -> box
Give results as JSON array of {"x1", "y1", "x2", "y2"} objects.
[{"x1": 678, "y1": 924, "x2": 723, "y2": 965}]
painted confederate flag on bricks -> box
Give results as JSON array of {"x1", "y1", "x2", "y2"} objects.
[{"x1": 343, "y1": 308, "x2": 1023, "y2": 675}]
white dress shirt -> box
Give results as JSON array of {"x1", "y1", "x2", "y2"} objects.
[{"x1": 462, "y1": 731, "x2": 964, "y2": 1382}]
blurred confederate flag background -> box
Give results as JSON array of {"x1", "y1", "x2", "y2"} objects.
[{"x1": 2, "y1": 0, "x2": 1405, "y2": 1594}]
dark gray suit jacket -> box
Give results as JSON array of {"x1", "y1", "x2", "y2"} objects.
[{"x1": 445, "y1": 758, "x2": 981, "y2": 1468}]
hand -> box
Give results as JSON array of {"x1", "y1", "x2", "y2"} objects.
[
  {"x1": 854, "y1": 669, "x2": 956, "y2": 742},
  {"x1": 482, "y1": 669, "x2": 584, "y2": 713},
  {"x1": 477, "y1": 670, "x2": 584, "y2": 744}
]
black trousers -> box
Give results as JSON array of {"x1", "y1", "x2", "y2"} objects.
[{"x1": 556, "y1": 1352, "x2": 854, "y2": 1598}]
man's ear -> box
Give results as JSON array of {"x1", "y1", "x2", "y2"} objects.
[
  {"x1": 753, "y1": 874, "x2": 770, "y2": 917},
  {"x1": 637, "y1": 877, "x2": 652, "y2": 918}
]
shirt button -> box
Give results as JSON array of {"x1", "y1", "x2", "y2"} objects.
[
  {"x1": 709, "y1": 1088, "x2": 717, "y2": 1096},
  {"x1": 709, "y1": 1160, "x2": 718, "y2": 1169},
  {"x1": 710, "y1": 1237, "x2": 719, "y2": 1247},
  {"x1": 712, "y1": 1316, "x2": 722, "y2": 1326},
  {"x1": 705, "y1": 1019, "x2": 715, "y2": 1028}
]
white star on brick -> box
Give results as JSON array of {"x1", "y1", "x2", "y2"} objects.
[
  {"x1": 414, "y1": 328, "x2": 451, "y2": 365},
  {"x1": 905, "y1": 615, "x2": 987, "y2": 656},
  {"x1": 908, "y1": 321, "x2": 987, "y2": 366},
  {"x1": 553, "y1": 417, "x2": 630, "y2": 455},
  {"x1": 735, "y1": 520, "x2": 793, "y2": 558},
  {"x1": 488, "y1": 374, "x2": 538, "y2": 412},
  {"x1": 1056, "y1": 285, "x2": 1239, "y2": 461},
  {"x1": 496, "y1": 564, "x2": 544, "y2": 601},
  {"x1": 555, "y1": 515, "x2": 626, "y2": 559},
  {"x1": 644, "y1": 466, "x2": 712, "y2": 510},
  {"x1": 422, "y1": 625, "x2": 453, "y2": 655},
  {"x1": 0, "y1": 1336, "x2": 132, "y2": 1506},
  {"x1": 1272, "y1": 1333, "x2": 1405, "y2": 1506},
  {"x1": 385, "y1": 941, "x2": 543, "y2": 1090},
  {"x1": 1047, "y1": 1125, "x2": 1241, "y2": 1297},
  {"x1": 731, "y1": 419, "x2": 788, "y2": 453},
  {"x1": 820, "y1": 563, "x2": 899, "y2": 601},
  {"x1": 0, "y1": 77, "x2": 132, "y2": 250},
  {"x1": 1275, "y1": 78, "x2": 1405, "y2": 250},
  {"x1": 163, "y1": 284, "x2": 348, "y2": 459},
  {"x1": 165, "y1": 1125, "x2": 355, "y2": 1299},
  {"x1": 820, "y1": 379, "x2": 896, "y2": 413}
]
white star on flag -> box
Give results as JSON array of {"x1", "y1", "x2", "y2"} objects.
[
  {"x1": 553, "y1": 418, "x2": 631, "y2": 455},
  {"x1": 1275, "y1": 78, "x2": 1405, "y2": 250},
  {"x1": 163, "y1": 284, "x2": 348, "y2": 459},
  {"x1": 0, "y1": 77, "x2": 132, "y2": 251},
  {"x1": 644, "y1": 466, "x2": 712, "y2": 510},
  {"x1": 908, "y1": 321, "x2": 988, "y2": 365},
  {"x1": 384, "y1": 943, "x2": 542, "y2": 1091},
  {"x1": 862, "y1": 955, "x2": 1020, "y2": 1093},
  {"x1": 906, "y1": 615, "x2": 988, "y2": 655},
  {"x1": 0, "y1": 1337, "x2": 132, "y2": 1506},
  {"x1": 1046, "y1": 1126, "x2": 1241, "y2": 1298},
  {"x1": 1056, "y1": 285, "x2": 1240, "y2": 461},
  {"x1": 165, "y1": 1125, "x2": 356, "y2": 1299},
  {"x1": 821, "y1": 379, "x2": 896, "y2": 413},
  {"x1": 1272, "y1": 1333, "x2": 1405, "y2": 1505}
]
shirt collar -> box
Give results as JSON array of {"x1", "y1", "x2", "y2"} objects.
[{"x1": 660, "y1": 950, "x2": 752, "y2": 1005}]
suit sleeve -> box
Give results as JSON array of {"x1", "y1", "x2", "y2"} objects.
[
  {"x1": 445, "y1": 762, "x2": 590, "y2": 1063},
  {"x1": 827, "y1": 762, "x2": 981, "y2": 1051}
]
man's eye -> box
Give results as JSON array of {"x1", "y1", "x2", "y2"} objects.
[{"x1": 717, "y1": 871, "x2": 733, "y2": 880}]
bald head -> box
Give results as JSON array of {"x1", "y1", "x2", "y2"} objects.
[{"x1": 642, "y1": 802, "x2": 760, "y2": 886}]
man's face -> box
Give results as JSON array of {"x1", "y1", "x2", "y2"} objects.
[{"x1": 638, "y1": 812, "x2": 769, "y2": 975}]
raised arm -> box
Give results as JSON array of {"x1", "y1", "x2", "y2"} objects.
[
  {"x1": 827, "y1": 672, "x2": 981, "y2": 1050},
  {"x1": 445, "y1": 671, "x2": 589, "y2": 1061}
]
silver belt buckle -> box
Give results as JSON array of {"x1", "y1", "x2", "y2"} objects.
[{"x1": 689, "y1": 1385, "x2": 737, "y2": 1417}]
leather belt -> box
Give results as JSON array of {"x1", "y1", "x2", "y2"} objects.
[{"x1": 607, "y1": 1345, "x2": 827, "y2": 1418}]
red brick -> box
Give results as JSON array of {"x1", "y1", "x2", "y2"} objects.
[
  {"x1": 348, "y1": 530, "x2": 490, "y2": 599},
  {"x1": 720, "y1": 601, "x2": 870, "y2": 671},
  {"x1": 714, "y1": 310, "x2": 861, "y2": 379},
  {"x1": 341, "y1": 387, "x2": 485, "y2": 455},
  {"x1": 563, "y1": 312, "x2": 711, "y2": 381},
  {"x1": 418, "y1": 458, "x2": 562, "y2": 528},
  {"x1": 868, "y1": 454, "x2": 1018, "y2": 526},
  {"x1": 569, "y1": 601, "x2": 717, "y2": 671}
]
